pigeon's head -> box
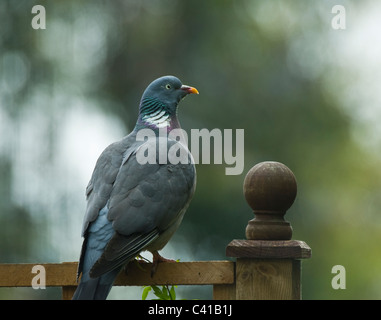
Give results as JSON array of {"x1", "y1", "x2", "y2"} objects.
[
  {"x1": 138, "y1": 76, "x2": 198, "y2": 130},
  {"x1": 141, "y1": 75, "x2": 198, "y2": 108}
]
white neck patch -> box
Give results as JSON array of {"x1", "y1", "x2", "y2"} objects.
[{"x1": 142, "y1": 110, "x2": 170, "y2": 128}]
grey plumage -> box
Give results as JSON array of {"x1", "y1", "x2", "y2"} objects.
[{"x1": 72, "y1": 76, "x2": 198, "y2": 300}]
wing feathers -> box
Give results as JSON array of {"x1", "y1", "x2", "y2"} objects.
[{"x1": 89, "y1": 230, "x2": 159, "y2": 278}]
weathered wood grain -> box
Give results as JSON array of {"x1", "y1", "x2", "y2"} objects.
[
  {"x1": 0, "y1": 261, "x2": 234, "y2": 287},
  {"x1": 226, "y1": 239, "x2": 311, "y2": 259},
  {"x1": 235, "y1": 259, "x2": 301, "y2": 300}
]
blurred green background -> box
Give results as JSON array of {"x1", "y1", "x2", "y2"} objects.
[{"x1": 1, "y1": 0, "x2": 381, "y2": 299}]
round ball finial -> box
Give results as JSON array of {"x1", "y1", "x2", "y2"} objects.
[{"x1": 243, "y1": 161, "x2": 297, "y2": 240}]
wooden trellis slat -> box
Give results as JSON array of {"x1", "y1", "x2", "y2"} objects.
[{"x1": 0, "y1": 261, "x2": 235, "y2": 296}]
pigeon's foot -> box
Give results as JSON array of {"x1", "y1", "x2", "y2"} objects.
[
  {"x1": 151, "y1": 251, "x2": 176, "y2": 277},
  {"x1": 124, "y1": 255, "x2": 150, "y2": 275}
]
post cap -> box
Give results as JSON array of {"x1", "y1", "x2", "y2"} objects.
[{"x1": 243, "y1": 161, "x2": 297, "y2": 240}]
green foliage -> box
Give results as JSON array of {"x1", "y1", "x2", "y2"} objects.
[
  {"x1": 141, "y1": 258, "x2": 180, "y2": 300},
  {"x1": 142, "y1": 285, "x2": 177, "y2": 300}
]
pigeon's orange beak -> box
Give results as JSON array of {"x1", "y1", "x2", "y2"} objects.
[{"x1": 181, "y1": 85, "x2": 199, "y2": 95}]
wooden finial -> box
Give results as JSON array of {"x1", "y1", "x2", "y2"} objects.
[
  {"x1": 224, "y1": 162, "x2": 310, "y2": 300},
  {"x1": 243, "y1": 161, "x2": 297, "y2": 240}
]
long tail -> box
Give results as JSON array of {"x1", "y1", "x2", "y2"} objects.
[{"x1": 72, "y1": 268, "x2": 120, "y2": 300}]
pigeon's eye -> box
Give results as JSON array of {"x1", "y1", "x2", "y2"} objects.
[{"x1": 165, "y1": 84, "x2": 171, "y2": 90}]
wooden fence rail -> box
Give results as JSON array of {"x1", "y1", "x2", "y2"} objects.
[
  {"x1": 0, "y1": 162, "x2": 311, "y2": 300},
  {"x1": 0, "y1": 261, "x2": 235, "y2": 300}
]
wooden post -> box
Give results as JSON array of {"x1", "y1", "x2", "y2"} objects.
[
  {"x1": 226, "y1": 161, "x2": 311, "y2": 300},
  {"x1": 62, "y1": 286, "x2": 77, "y2": 300}
]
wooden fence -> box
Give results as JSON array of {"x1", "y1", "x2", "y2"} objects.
[{"x1": 0, "y1": 161, "x2": 311, "y2": 300}]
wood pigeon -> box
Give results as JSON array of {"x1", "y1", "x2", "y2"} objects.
[{"x1": 72, "y1": 76, "x2": 198, "y2": 300}]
